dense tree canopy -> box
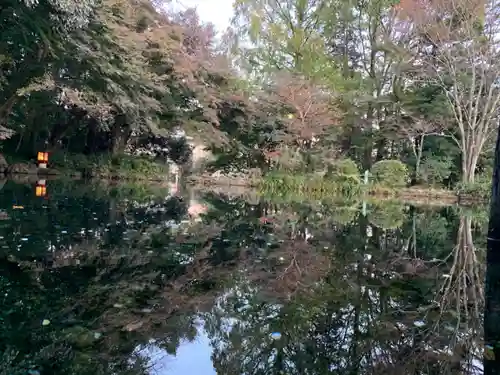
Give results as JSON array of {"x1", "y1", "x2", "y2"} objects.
[
  {"x1": 229, "y1": 0, "x2": 500, "y2": 185},
  {"x1": 0, "y1": 0, "x2": 267, "y2": 162},
  {"x1": 1, "y1": 0, "x2": 499, "y2": 188}
]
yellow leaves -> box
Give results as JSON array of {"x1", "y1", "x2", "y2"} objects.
[
  {"x1": 289, "y1": 28, "x2": 305, "y2": 51},
  {"x1": 249, "y1": 12, "x2": 262, "y2": 42}
]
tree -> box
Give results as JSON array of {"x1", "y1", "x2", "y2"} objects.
[
  {"x1": 270, "y1": 72, "x2": 340, "y2": 147},
  {"x1": 231, "y1": 0, "x2": 337, "y2": 80},
  {"x1": 395, "y1": 115, "x2": 446, "y2": 178},
  {"x1": 0, "y1": 0, "x2": 99, "y2": 115},
  {"x1": 0, "y1": 0, "x2": 245, "y2": 159},
  {"x1": 397, "y1": 0, "x2": 500, "y2": 182}
]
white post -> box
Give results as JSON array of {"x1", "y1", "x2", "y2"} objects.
[
  {"x1": 362, "y1": 170, "x2": 368, "y2": 216},
  {"x1": 169, "y1": 161, "x2": 180, "y2": 195}
]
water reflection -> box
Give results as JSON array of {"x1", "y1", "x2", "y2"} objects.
[
  {"x1": 0, "y1": 179, "x2": 489, "y2": 374},
  {"x1": 133, "y1": 319, "x2": 215, "y2": 375}
]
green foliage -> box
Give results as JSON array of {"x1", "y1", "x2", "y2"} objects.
[
  {"x1": 49, "y1": 152, "x2": 167, "y2": 180},
  {"x1": 369, "y1": 202, "x2": 406, "y2": 229},
  {"x1": 326, "y1": 158, "x2": 361, "y2": 190},
  {"x1": 326, "y1": 158, "x2": 359, "y2": 177},
  {"x1": 1, "y1": 0, "x2": 498, "y2": 193},
  {"x1": 417, "y1": 156, "x2": 453, "y2": 186},
  {"x1": 453, "y1": 204, "x2": 489, "y2": 230},
  {"x1": 232, "y1": 0, "x2": 338, "y2": 81},
  {"x1": 50, "y1": 152, "x2": 93, "y2": 171},
  {"x1": 330, "y1": 205, "x2": 359, "y2": 225},
  {"x1": 1, "y1": 0, "x2": 246, "y2": 169},
  {"x1": 371, "y1": 160, "x2": 409, "y2": 188},
  {"x1": 260, "y1": 172, "x2": 362, "y2": 201},
  {"x1": 402, "y1": 84, "x2": 452, "y2": 122},
  {"x1": 455, "y1": 171, "x2": 491, "y2": 201},
  {"x1": 272, "y1": 147, "x2": 305, "y2": 172},
  {"x1": 226, "y1": 0, "x2": 500, "y2": 190}
]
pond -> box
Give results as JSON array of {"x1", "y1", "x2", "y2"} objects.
[{"x1": 0, "y1": 179, "x2": 491, "y2": 374}]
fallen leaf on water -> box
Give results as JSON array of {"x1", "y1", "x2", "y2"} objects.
[{"x1": 123, "y1": 321, "x2": 143, "y2": 332}]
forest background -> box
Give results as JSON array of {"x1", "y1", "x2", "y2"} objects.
[{"x1": 1, "y1": 0, "x2": 498, "y2": 200}]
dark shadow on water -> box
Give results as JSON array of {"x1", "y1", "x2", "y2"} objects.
[{"x1": 485, "y1": 125, "x2": 500, "y2": 374}]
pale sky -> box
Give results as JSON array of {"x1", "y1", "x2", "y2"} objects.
[
  {"x1": 137, "y1": 319, "x2": 217, "y2": 375},
  {"x1": 171, "y1": 0, "x2": 234, "y2": 32}
]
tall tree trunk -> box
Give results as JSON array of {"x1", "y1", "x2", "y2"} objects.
[
  {"x1": 0, "y1": 93, "x2": 19, "y2": 125},
  {"x1": 462, "y1": 148, "x2": 479, "y2": 183},
  {"x1": 485, "y1": 124, "x2": 500, "y2": 372},
  {"x1": 110, "y1": 114, "x2": 131, "y2": 156}
]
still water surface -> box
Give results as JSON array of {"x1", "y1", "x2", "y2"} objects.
[{"x1": 0, "y1": 179, "x2": 487, "y2": 374}]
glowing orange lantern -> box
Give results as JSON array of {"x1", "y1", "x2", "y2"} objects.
[
  {"x1": 37, "y1": 152, "x2": 49, "y2": 168},
  {"x1": 35, "y1": 180, "x2": 47, "y2": 197}
]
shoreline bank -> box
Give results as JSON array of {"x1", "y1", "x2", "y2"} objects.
[{"x1": 2, "y1": 165, "x2": 488, "y2": 206}]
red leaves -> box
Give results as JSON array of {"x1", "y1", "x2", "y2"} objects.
[
  {"x1": 259, "y1": 216, "x2": 273, "y2": 224},
  {"x1": 167, "y1": 7, "x2": 216, "y2": 59},
  {"x1": 270, "y1": 72, "x2": 340, "y2": 142},
  {"x1": 188, "y1": 203, "x2": 208, "y2": 217},
  {"x1": 393, "y1": 0, "x2": 486, "y2": 24},
  {"x1": 263, "y1": 150, "x2": 281, "y2": 160}
]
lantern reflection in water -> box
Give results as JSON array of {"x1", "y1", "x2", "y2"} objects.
[{"x1": 35, "y1": 180, "x2": 47, "y2": 197}]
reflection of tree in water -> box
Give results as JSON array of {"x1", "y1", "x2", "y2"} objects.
[
  {"x1": 0, "y1": 183, "x2": 488, "y2": 375},
  {"x1": 430, "y1": 216, "x2": 483, "y2": 373},
  {"x1": 0, "y1": 181, "x2": 201, "y2": 375},
  {"x1": 202, "y1": 204, "x2": 485, "y2": 375}
]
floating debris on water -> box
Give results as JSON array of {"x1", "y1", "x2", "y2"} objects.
[{"x1": 123, "y1": 321, "x2": 144, "y2": 332}]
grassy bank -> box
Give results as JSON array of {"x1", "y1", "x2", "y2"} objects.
[
  {"x1": 258, "y1": 173, "x2": 489, "y2": 205},
  {"x1": 3, "y1": 152, "x2": 170, "y2": 181},
  {"x1": 259, "y1": 173, "x2": 362, "y2": 201}
]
